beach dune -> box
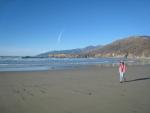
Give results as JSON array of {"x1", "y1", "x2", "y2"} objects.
[{"x1": 0, "y1": 65, "x2": 150, "y2": 113}]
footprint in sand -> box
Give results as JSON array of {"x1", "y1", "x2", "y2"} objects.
[
  {"x1": 13, "y1": 89, "x2": 20, "y2": 94},
  {"x1": 88, "y1": 92, "x2": 92, "y2": 95},
  {"x1": 38, "y1": 86, "x2": 47, "y2": 94},
  {"x1": 73, "y1": 89, "x2": 93, "y2": 96},
  {"x1": 22, "y1": 88, "x2": 34, "y2": 96},
  {"x1": 121, "y1": 93, "x2": 125, "y2": 96},
  {"x1": 26, "y1": 90, "x2": 34, "y2": 96},
  {"x1": 23, "y1": 88, "x2": 26, "y2": 91},
  {"x1": 40, "y1": 89, "x2": 46, "y2": 94},
  {"x1": 20, "y1": 94, "x2": 26, "y2": 101},
  {"x1": 132, "y1": 110, "x2": 138, "y2": 113}
]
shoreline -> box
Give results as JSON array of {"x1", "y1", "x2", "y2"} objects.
[
  {"x1": 0, "y1": 57, "x2": 150, "y2": 72},
  {"x1": 0, "y1": 63, "x2": 150, "y2": 72}
]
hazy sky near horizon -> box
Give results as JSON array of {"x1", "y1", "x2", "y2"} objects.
[{"x1": 0, "y1": 0, "x2": 150, "y2": 56}]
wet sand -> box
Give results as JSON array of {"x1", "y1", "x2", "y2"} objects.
[{"x1": 0, "y1": 65, "x2": 150, "y2": 113}]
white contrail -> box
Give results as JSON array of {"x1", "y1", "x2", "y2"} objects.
[{"x1": 57, "y1": 31, "x2": 63, "y2": 45}]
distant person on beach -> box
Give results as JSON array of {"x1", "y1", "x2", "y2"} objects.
[{"x1": 119, "y1": 61, "x2": 127, "y2": 83}]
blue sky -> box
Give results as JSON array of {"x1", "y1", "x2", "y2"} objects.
[{"x1": 0, "y1": 0, "x2": 150, "y2": 56}]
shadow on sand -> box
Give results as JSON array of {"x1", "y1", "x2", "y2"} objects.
[{"x1": 125, "y1": 77, "x2": 150, "y2": 82}]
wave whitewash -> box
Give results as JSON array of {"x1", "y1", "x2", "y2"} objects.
[{"x1": 0, "y1": 56, "x2": 149, "y2": 71}]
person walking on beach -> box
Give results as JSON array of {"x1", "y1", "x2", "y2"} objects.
[{"x1": 119, "y1": 61, "x2": 127, "y2": 83}]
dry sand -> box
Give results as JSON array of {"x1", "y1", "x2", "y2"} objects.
[{"x1": 0, "y1": 65, "x2": 150, "y2": 113}]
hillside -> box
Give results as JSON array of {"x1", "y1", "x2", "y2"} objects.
[
  {"x1": 37, "y1": 45, "x2": 101, "y2": 58},
  {"x1": 37, "y1": 36, "x2": 150, "y2": 58},
  {"x1": 87, "y1": 36, "x2": 150, "y2": 58}
]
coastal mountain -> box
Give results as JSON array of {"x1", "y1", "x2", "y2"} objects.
[
  {"x1": 38, "y1": 36, "x2": 150, "y2": 58},
  {"x1": 38, "y1": 49, "x2": 82, "y2": 57},
  {"x1": 86, "y1": 36, "x2": 150, "y2": 58},
  {"x1": 37, "y1": 45, "x2": 101, "y2": 58}
]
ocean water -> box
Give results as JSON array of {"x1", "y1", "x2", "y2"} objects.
[{"x1": 0, "y1": 56, "x2": 149, "y2": 71}]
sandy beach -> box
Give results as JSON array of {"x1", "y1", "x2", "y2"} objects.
[{"x1": 0, "y1": 65, "x2": 150, "y2": 113}]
